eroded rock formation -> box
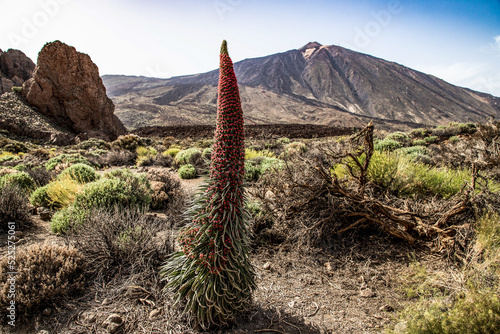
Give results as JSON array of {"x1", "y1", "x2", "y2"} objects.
[
  {"x1": 0, "y1": 49, "x2": 35, "y2": 94},
  {"x1": 22, "y1": 41, "x2": 126, "y2": 140}
]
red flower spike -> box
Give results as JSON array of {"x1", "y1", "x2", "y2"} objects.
[{"x1": 161, "y1": 40, "x2": 255, "y2": 329}]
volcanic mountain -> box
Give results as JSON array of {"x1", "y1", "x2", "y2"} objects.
[{"x1": 103, "y1": 42, "x2": 500, "y2": 130}]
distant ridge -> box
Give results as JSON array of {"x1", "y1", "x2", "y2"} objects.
[{"x1": 102, "y1": 42, "x2": 500, "y2": 130}]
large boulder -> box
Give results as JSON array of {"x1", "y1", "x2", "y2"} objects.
[
  {"x1": 0, "y1": 49, "x2": 35, "y2": 94},
  {"x1": 22, "y1": 41, "x2": 126, "y2": 141}
]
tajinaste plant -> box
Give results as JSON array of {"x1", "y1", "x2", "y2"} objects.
[{"x1": 160, "y1": 40, "x2": 255, "y2": 329}]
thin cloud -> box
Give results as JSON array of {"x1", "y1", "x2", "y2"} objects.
[{"x1": 424, "y1": 62, "x2": 500, "y2": 96}]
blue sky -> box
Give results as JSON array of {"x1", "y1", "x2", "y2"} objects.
[{"x1": 1, "y1": 0, "x2": 499, "y2": 96}]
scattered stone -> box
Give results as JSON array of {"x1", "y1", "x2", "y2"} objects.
[
  {"x1": 82, "y1": 311, "x2": 97, "y2": 323},
  {"x1": 16, "y1": 231, "x2": 24, "y2": 239},
  {"x1": 393, "y1": 321, "x2": 407, "y2": 334},
  {"x1": 38, "y1": 207, "x2": 53, "y2": 221},
  {"x1": 22, "y1": 41, "x2": 126, "y2": 141},
  {"x1": 102, "y1": 298, "x2": 112, "y2": 305},
  {"x1": 37, "y1": 331, "x2": 50, "y2": 334},
  {"x1": 41, "y1": 308, "x2": 52, "y2": 316},
  {"x1": 149, "y1": 309, "x2": 161, "y2": 318},
  {"x1": 359, "y1": 288, "x2": 376, "y2": 298},
  {"x1": 324, "y1": 262, "x2": 334, "y2": 275},
  {"x1": 288, "y1": 300, "x2": 295, "y2": 308},
  {"x1": 262, "y1": 262, "x2": 271, "y2": 270},
  {"x1": 379, "y1": 304, "x2": 394, "y2": 312},
  {"x1": 102, "y1": 313, "x2": 124, "y2": 333}
]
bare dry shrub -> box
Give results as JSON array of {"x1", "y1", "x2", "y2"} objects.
[
  {"x1": 146, "y1": 167, "x2": 187, "y2": 211},
  {"x1": 0, "y1": 244, "x2": 85, "y2": 322},
  {"x1": 98, "y1": 149, "x2": 136, "y2": 166},
  {"x1": 25, "y1": 166, "x2": 55, "y2": 186},
  {"x1": 252, "y1": 123, "x2": 483, "y2": 257},
  {"x1": 0, "y1": 183, "x2": 32, "y2": 233},
  {"x1": 67, "y1": 207, "x2": 176, "y2": 279}
]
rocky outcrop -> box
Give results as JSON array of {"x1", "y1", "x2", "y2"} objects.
[
  {"x1": 0, "y1": 49, "x2": 35, "y2": 94},
  {"x1": 22, "y1": 41, "x2": 126, "y2": 141},
  {"x1": 0, "y1": 92, "x2": 74, "y2": 145}
]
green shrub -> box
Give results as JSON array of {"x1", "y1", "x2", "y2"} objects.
[
  {"x1": 45, "y1": 178, "x2": 83, "y2": 209},
  {"x1": 448, "y1": 136, "x2": 460, "y2": 143},
  {"x1": 136, "y1": 146, "x2": 157, "y2": 157},
  {"x1": 367, "y1": 151, "x2": 399, "y2": 188},
  {"x1": 197, "y1": 139, "x2": 213, "y2": 148},
  {"x1": 261, "y1": 157, "x2": 284, "y2": 174},
  {"x1": 409, "y1": 128, "x2": 430, "y2": 138},
  {"x1": 424, "y1": 136, "x2": 438, "y2": 144},
  {"x1": 45, "y1": 154, "x2": 91, "y2": 171},
  {"x1": 245, "y1": 148, "x2": 275, "y2": 160},
  {"x1": 103, "y1": 168, "x2": 151, "y2": 198},
  {"x1": 51, "y1": 170, "x2": 152, "y2": 234},
  {"x1": 476, "y1": 211, "x2": 500, "y2": 260},
  {"x1": 58, "y1": 163, "x2": 99, "y2": 184},
  {"x1": 412, "y1": 139, "x2": 427, "y2": 146},
  {"x1": 77, "y1": 138, "x2": 111, "y2": 150},
  {"x1": 178, "y1": 164, "x2": 196, "y2": 179},
  {"x1": 30, "y1": 185, "x2": 50, "y2": 207},
  {"x1": 0, "y1": 153, "x2": 18, "y2": 163},
  {"x1": 135, "y1": 146, "x2": 159, "y2": 166},
  {"x1": 202, "y1": 147, "x2": 213, "y2": 160},
  {"x1": 112, "y1": 134, "x2": 145, "y2": 151},
  {"x1": 78, "y1": 175, "x2": 151, "y2": 210},
  {"x1": 2, "y1": 140, "x2": 28, "y2": 154},
  {"x1": 395, "y1": 292, "x2": 500, "y2": 334},
  {"x1": 175, "y1": 148, "x2": 202, "y2": 166},
  {"x1": 50, "y1": 206, "x2": 88, "y2": 234},
  {"x1": 136, "y1": 155, "x2": 155, "y2": 167},
  {"x1": 163, "y1": 148, "x2": 181, "y2": 158},
  {"x1": 277, "y1": 137, "x2": 290, "y2": 144},
  {"x1": 385, "y1": 131, "x2": 410, "y2": 145},
  {"x1": 12, "y1": 164, "x2": 27, "y2": 172},
  {"x1": 374, "y1": 139, "x2": 402, "y2": 152},
  {"x1": 458, "y1": 122, "x2": 476, "y2": 134},
  {"x1": 0, "y1": 172, "x2": 35, "y2": 193},
  {"x1": 397, "y1": 146, "x2": 427, "y2": 159},
  {"x1": 245, "y1": 160, "x2": 262, "y2": 182},
  {"x1": 392, "y1": 158, "x2": 471, "y2": 198},
  {"x1": 340, "y1": 151, "x2": 473, "y2": 198}
]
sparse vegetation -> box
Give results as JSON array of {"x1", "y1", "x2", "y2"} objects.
[
  {"x1": 57, "y1": 163, "x2": 99, "y2": 184},
  {"x1": 0, "y1": 244, "x2": 85, "y2": 321},
  {"x1": 0, "y1": 183, "x2": 32, "y2": 232},
  {"x1": 163, "y1": 147, "x2": 181, "y2": 158},
  {"x1": 1, "y1": 82, "x2": 500, "y2": 334},
  {"x1": 175, "y1": 147, "x2": 202, "y2": 166},
  {"x1": 177, "y1": 163, "x2": 196, "y2": 179},
  {"x1": 45, "y1": 153, "x2": 92, "y2": 171},
  {"x1": 375, "y1": 138, "x2": 402, "y2": 151},
  {"x1": 0, "y1": 171, "x2": 35, "y2": 193}
]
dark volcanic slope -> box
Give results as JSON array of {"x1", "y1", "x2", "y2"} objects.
[{"x1": 103, "y1": 42, "x2": 500, "y2": 130}]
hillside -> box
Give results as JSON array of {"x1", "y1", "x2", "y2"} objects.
[{"x1": 103, "y1": 42, "x2": 500, "y2": 130}]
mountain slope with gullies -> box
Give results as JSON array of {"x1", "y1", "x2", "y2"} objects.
[{"x1": 103, "y1": 42, "x2": 500, "y2": 130}]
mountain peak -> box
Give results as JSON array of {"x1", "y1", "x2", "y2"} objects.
[{"x1": 299, "y1": 42, "x2": 322, "y2": 51}]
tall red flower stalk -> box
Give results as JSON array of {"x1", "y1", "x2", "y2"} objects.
[{"x1": 160, "y1": 40, "x2": 255, "y2": 329}]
